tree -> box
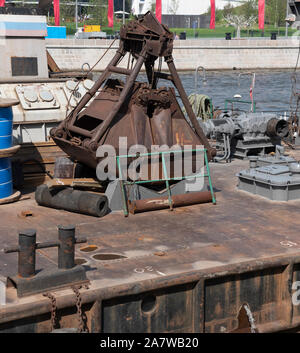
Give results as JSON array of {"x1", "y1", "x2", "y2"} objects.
[
  {"x1": 223, "y1": 3, "x2": 235, "y2": 19},
  {"x1": 223, "y1": 0, "x2": 257, "y2": 20},
  {"x1": 151, "y1": 2, "x2": 156, "y2": 13},
  {"x1": 233, "y1": 0, "x2": 287, "y2": 28},
  {"x1": 239, "y1": 0, "x2": 258, "y2": 20},
  {"x1": 168, "y1": 0, "x2": 179, "y2": 15},
  {"x1": 60, "y1": 0, "x2": 76, "y2": 20},
  {"x1": 222, "y1": 0, "x2": 258, "y2": 37},
  {"x1": 224, "y1": 13, "x2": 257, "y2": 38},
  {"x1": 206, "y1": 5, "x2": 224, "y2": 24},
  {"x1": 89, "y1": 0, "x2": 107, "y2": 25},
  {"x1": 59, "y1": 6, "x2": 73, "y2": 21},
  {"x1": 265, "y1": 0, "x2": 287, "y2": 27}
]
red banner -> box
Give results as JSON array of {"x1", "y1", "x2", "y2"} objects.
[
  {"x1": 258, "y1": 0, "x2": 265, "y2": 30},
  {"x1": 210, "y1": 0, "x2": 215, "y2": 29},
  {"x1": 108, "y1": 0, "x2": 114, "y2": 28},
  {"x1": 156, "y1": 0, "x2": 162, "y2": 23},
  {"x1": 0, "y1": 0, "x2": 5, "y2": 7},
  {"x1": 53, "y1": 0, "x2": 60, "y2": 26}
]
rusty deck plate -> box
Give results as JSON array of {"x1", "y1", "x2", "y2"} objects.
[{"x1": 0, "y1": 150, "x2": 300, "y2": 333}]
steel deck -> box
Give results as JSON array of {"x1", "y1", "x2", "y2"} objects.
[{"x1": 0, "y1": 150, "x2": 300, "y2": 333}]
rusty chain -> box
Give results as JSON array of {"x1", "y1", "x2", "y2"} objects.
[
  {"x1": 243, "y1": 303, "x2": 257, "y2": 333},
  {"x1": 43, "y1": 285, "x2": 89, "y2": 333},
  {"x1": 71, "y1": 284, "x2": 89, "y2": 333},
  {"x1": 43, "y1": 292, "x2": 57, "y2": 332}
]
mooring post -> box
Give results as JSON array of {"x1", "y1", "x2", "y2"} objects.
[
  {"x1": 3, "y1": 227, "x2": 89, "y2": 297},
  {"x1": 18, "y1": 229, "x2": 37, "y2": 278},
  {"x1": 58, "y1": 225, "x2": 76, "y2": 270}
]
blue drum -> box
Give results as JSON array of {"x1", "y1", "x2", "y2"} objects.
[
  {"x1": 0, "y1": 99, "x2": 18, "y2": 200},
  {"x1": 0, "y1": 158, "x2": 13, "y2": 199},
  {"x1": 0, "y1": 106, "x2": 13, "y2": 149}
]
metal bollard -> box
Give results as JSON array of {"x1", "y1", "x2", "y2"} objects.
[
  {"x1": 58, "y1": 225, "x2": 75, "y2": 270},
  {"x1": 4, "y1": 226, "x2": 87, "y2": 277},
  {"x1": 18, "y1": 229, "x2": 36, "y2": 278},
  {"x1": 249, "y1": 157, "x2": 258, "y2": 169},
  {"x1": 4, "y1": 226, "x2": 88, "y2": 297}
]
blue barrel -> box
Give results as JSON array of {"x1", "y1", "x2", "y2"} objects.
[
  {"x1": 0, "y1": 99, "x2": 18, "y2": 200},
  {"x1": 0, "y1": 106, "x2": 13, "y2": 149},
  {"x1": 0, "y1": 158, "x2": 13, "y2": 199}
]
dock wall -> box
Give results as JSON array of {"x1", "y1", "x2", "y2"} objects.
[{"x1": 46, "y1": 38, "x2": 300, "y2": 72}]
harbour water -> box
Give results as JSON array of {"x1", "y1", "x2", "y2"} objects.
[
  {"x1": 122, "y1": 70, "x2": 300, "y2": 114},
  {"x1": 179, "y1": 70, "x2": 299, "y2": 114}
]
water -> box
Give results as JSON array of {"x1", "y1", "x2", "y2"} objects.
[
  {"x1": 177, "y1": 70, "x2": 297, "y2": 114},
  {"x1": 95, "y1": 70, "x2": 300, "y2": 115}
]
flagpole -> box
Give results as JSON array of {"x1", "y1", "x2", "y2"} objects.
[
  {"x1": 123, "y1": 0, "x2": 125, "y2": 25},
  {"x1": 75, "y1": 0, "x2": 78, "y2": 30},
  {"x1": 285, "y1": 0, "x2": 289, "y2": 38}
]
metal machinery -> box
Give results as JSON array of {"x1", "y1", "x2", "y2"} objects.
[
  {"x1": 50, "y1": 12, "x2": 215, "y2": 172},
  {"x1": 199, "y1": 111, "x2": 290, "y2": 162},
  {"x1": 0, "y1": 13, "x2": 95, "y2": 187},
  {"x1": 237, "y1": 146, "x2": 300, "y2": 201},
  {"x1": 0, "y1": 13, "x2": 94, "y2": 145},
  {"x1": 288, "y1": 0, "x2": 300, "y2": 28}
]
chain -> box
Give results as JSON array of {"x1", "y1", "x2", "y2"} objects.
[
  {"x1": 43, "y1": 292, "x2": 57, "y2": 332},
  {"x1": 243, "y1": 303, "x2": 257, "y2": 333},
  {"x1": 71, "y1": 285, "x2": 89, "y2": 333}
]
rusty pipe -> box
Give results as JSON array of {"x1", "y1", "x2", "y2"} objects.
[
  {"x1": 35, "y1": 185, "x2": 109, "y2": 218},
  {"x1": 4, "y1": 238, "x2": 87, "y2": 254},
  {"x1": 128, "y1": 191, "x2": 213, "y2": 214}
]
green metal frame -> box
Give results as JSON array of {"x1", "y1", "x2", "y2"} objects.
[
  {"x1": 116, "y1": 148, "x2": 216, "y2": 217},
  {"x1": 225, "y1": 98, "x2": 256, "y2": 113}
]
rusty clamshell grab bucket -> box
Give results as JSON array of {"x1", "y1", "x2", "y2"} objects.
[
  {"x1": 49, "y1": 12, "x2": 216, "y2": 215},
  {"x1": 50, "y1": 11, "x2": 216, "y2": 173}
]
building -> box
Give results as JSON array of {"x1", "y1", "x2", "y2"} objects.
[
  {"x1": 131, "y1": 0, "x2": 153, "y2": 15},
  {"x1": 162, "y1": 0, "x2": 238, "y2": 16},
  {"x1": 131, "y1": 0, "x2": 240, "y2": 29},
  {"x1": 131, "y1": 0, "x2": 239, "y2": 16}
]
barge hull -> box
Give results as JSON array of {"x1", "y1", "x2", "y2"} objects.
[
  {"x1": 1, "y1": 254, "x2": 300, "y2": 333},
  {"x1": 0, "y1": 155, "x2": 300, "y2": 333}
]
